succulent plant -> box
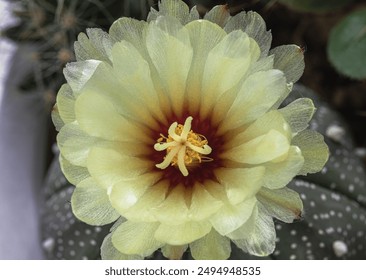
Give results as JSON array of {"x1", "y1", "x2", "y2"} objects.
[{"x1": 41, "y1": 84, "x2": 366, "y2": 260}]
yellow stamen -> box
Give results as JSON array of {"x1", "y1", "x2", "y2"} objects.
[{"x1": 154, "y1": 116, "x2": 212, "y2": 176}]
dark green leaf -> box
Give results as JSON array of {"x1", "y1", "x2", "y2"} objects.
[{"x1": 327, "y1": 8, "x2": 366, "y2": 80}]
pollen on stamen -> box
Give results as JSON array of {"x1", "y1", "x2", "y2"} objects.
[{"x1": 154, "y1": 116, "x2": 213, "y2": 176}]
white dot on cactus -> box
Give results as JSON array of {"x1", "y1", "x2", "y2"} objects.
[
  {"x1": 318, "y1": 229, "x2": 324, "y2": 235},
  {"x1": 348, "y1": 185, "x2": 355, "y2": 192},
  {"x1": 313, "y1": 214, "x2": 319, "y2": 220},
  {"x1": 354, "y1": 147, "x2": 366, "y2": 158},
  {"x1": 337, "y1": 212, "x2": 344, "y2": 218},
  {"x1": 275, "y1": 224, "x2": 282, "y2": 230},
  {"x1": 90, "y1": 239, "x2": 97, "y2": 246},
  {"x1": 326, "y1": 125, "x2": 345, "y2": 143},
  {"x1": 290, "y1": 230, "x2": 297, "y2": 236},
  {"x1": 58, "y1": 245, "x2": 64, "y2": 252},
  {"x1": 68, "y1": 240, "x2": 74, "y2": 246},
  {"x1": 301, "y1": 236, "x2": 308, "y2": 242},
  {"x1": 273, "y1": 250, "x2": 280, "y2": 256},
  {"x1": 319, "y1": 242, "x2": 325, "y2": 248},
  {"x1": 79, "y1": 241, "x2": 85, "y2": 247},
  {"x1": 69, "y1": 250, "x2": 76, "y2": 257},
  {"x1": 74, "y1": 230, "x2": 80, "y2": 236},
  {"x1": 306, "y1": 242, "x2": 312, "y2": 248},
  {"x1": 95, "y1": 226, "x2": 102, "y2": 233},
  {"x1": 326, "y1": 227, "x2": 335, "y2": 234},
  {"x1": 290, "y1": 255, "x2": 296, "y2": 260},
  {"x1": 300, "y1": 193, "x2": 306, "y2": 200},
  {"x1": 340, "y1": 173, "x2": 346, "y2": 180},
  {"x1": 310, "y1": 201, "x2": 316, "y2": 207},
  {"x1": 290, "y1": 243, "x2": 297, "y2": 249},
  {"x1": 42, "y1": 238, "x2": 55, "y2": 252},
  {"x1": 82, "y1": 256, "x2": 88, "y2": 260},
  {"x1": 85, "y1": 229, "x2": 92, "y2": 235},
  {"x1": 333, "y1": 240, "x2": 348, "y2": 257},
  {"x1": 320, "y1": 194, "x2": 327, "y2": 201},
  {"x1": 321, "y1": 167, "x2": 327, "y2": 174}
]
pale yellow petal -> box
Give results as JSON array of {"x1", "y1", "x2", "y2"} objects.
[
  {"x1": 51, "y1": 104, "x2": 64, "y2": 132},
  {"x1": 224, "y1": 129, "x2": 290, "y2": 165},
  {"x1": 262, "y1": 146, "x2": 304, "y2": 189},
  {"x1": 101, "y1": 233, "x2": 143, "y2": 260},
  {"x1": 75, "y1": 88, "x2": 148, "y2": 143},
  {"x1": 152, "y1": 184, "x2": 189, "y2": 225},
  {"x1": 109, "y1": 172, "x2": 160, "y2": 214},
  {"x1": 224, "y1": 11, "x2": 272, "y2": 57},
  {"x1": 227, "y1": 110, "x2": 291, "y2": 149},
  {"x1": 111, "y1": 41, "x2": 165, "y2": 125},
  {"x1": 269, "y1": 44, "x2": 305, "y2": 83},
  {"x1": 146, "y1": 16, "x2": 193, "y2": 116},
  {"x1": 209, "y1": 198, "x2": 257, "y2": 235},
  {"x1": 230, "y1": 205, "x2": 276, "y2": 256},
  {"x1": 74, "y1": 29, "x2": 113, "y2": 62},
  {"x1": 123, "y1": 180, "x2": 169, "y2": 222},
  {"x1": 59, "y1": 155, "x2": 90, "y2": 185},
  {"x1": 279, "y1": 98, "x2": 316, "y2": 134},
  {"x1": 87, "y1": 146, "x2": 151, "y2": 189},
  {"x1": 221, "y1": 70, "x2": 288, "y2": 131},
  {"x1": 161, "y1": 245, "x2": 188, "y2": 260},
  {"x1": 63, "y1": 60, "x2": 101, "y2": 94},
  {"x1": 188, "y1": 183, "x2": 223, "y2": 221},
  {"x1": 203, "y1": 5, "x2": 231, "y2": 27},
  {"x1": 155, "y1": 221, "x2": 211, "y2": 245},
  {"x1": 56, "y1": 83, "x2": 75, "y2": 125},
  {"x1": 257, "y1": 187, "x2": 303, "y2": 223},
  {"x1": 109, "y1": 17, "x2": 148, "y2": 57},
  {"x1": 214, "y1": 167, "x2": 265, "y2": 205},
  {"x1": 112, "y1": 221, "x2": 163, "y2": 257},
  {"x1": 71, "y1": 177, "x2": 119, "y2": 226},
  {"x1": 185, "y1": 20, "x2": 226, "y2": 114},
  {"x1": 190, "y1": 229, "x2": 231, "y2": 260},
  {"x1": 157, "y1": 0, "x2": 190, "y2": 24},
  {"x1": 57, "y1": 122, "x2": 97, "y2": 166},
  {"x1": 200, "y1": 30, "x2": 258, "y2": 119},
  {"x1": 292, "y1": 130, "x2": 329, "y2": 175}
]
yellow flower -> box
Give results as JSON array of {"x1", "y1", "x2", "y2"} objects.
[{"x1": 52, "y1": 0, "x2": 329, "y2": 259}]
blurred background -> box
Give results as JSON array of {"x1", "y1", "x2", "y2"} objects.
[{"x1": 0, "y1": 0, "x2": 365, "y2": 259}]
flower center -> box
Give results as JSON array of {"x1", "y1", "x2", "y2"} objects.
[{"x1": 154, "y1": 116, "x2": 213, "y2": 176}]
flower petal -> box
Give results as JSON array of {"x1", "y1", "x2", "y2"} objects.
[
  {"x1": 224, "y1": 129, "x2": 290, "y2": 165},
  {"x1": 71, "y1": 177, "x2": 119, "y2": 225},
  {"x1": 222, "y1": 70, "x2": 289, "y2": 130},
  {"x1": 146, "y1": 15, "x2": 193, "y2": 116},
  {"x1": 214, "y1": 167, "x2": 265, "y2": 205},
  {"x1": 200, "y1": 30, "x2": 259, "y2": 118},
  {"x1": 262, "y1": 146, "x2": 304, "y2": 189},
  {"x1": 224, "y1": 11, "x2": 272, "y2": 57},
  {"x1": 57, "y1": 122, "x2": 97, "y2": 166},
  {"x1": 152, "y1": 184, "x2": 189, "y2": 225},
  {"x1": 75, "y1": 86, "x2": 148, "y2": 142},
  {"x1": 279, "y1": 98, "x2": 316, "y2": 134},
  {"x1": 269, "y1": 44, "x2": 305, "y2": 83},
  {"x1": 109, "y1": 173, "x2": 161, "y2": 214},
  {"x1": 112, "y1": 221, "x2": 163, "y2": 257},
  {"x1": 157, "y1": 0, "x2": 190, "y2": 24},
  {"x1": 51, "y1": 104, "x2": 64, "y2": 132},
  {"x1": 188, "y1": 183, "x2": 224, "y2": 221},
  {"x1": 155, "y1": 221, "x2": 212, "y2": 245},
  {"x1": 292, "y1": 130, "x2": 329, "y2": 175},
  {"x1": 59, "y1": 155, "x2": 90, "y2": 185},
  {"x1": 56, "y1": 84, "x2": 76, "y2": 125},
  {"x1": 257, "y1": 187, "x2": 303, "y2": 223},
  {"x1": 161, "y1": 245, "x2": 188, "y2": 260},
  {"x1": 122, "y1": 180, "x2": 169, "y2": 222},
  {"x1": 190, "y1": 229, "x2": 231, "y2": 260},
  {"x1": 209, "y1": 198, "x2": 257, "y2": 235},
  {"x1": 229, "y1": 205, "x2": 276, "y2": 256},
  {"x1": 203, "y1": 5, "x2": 231, "y2": 27},
  {"x1": 109, "y1": 17, "x2": 148, "y2": 56},
  {"x1": 228, "y1": 110, "x2": 291, "y2": 149},
  {"x1": 101, "y1": 233, "x2": 143, "y2": 260},
  {"x1": 74, "y1": 29, "x2": 113, "y2": 63},
  {"x1": 185, "y1": 20, "x2": 226, "y2": 113},
  {"x1": 63, "y1": 60, "x2": 101, "y2": 94},
  {"x1": 87, "y1": 145, "x2": 151, "y2": 189}
]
